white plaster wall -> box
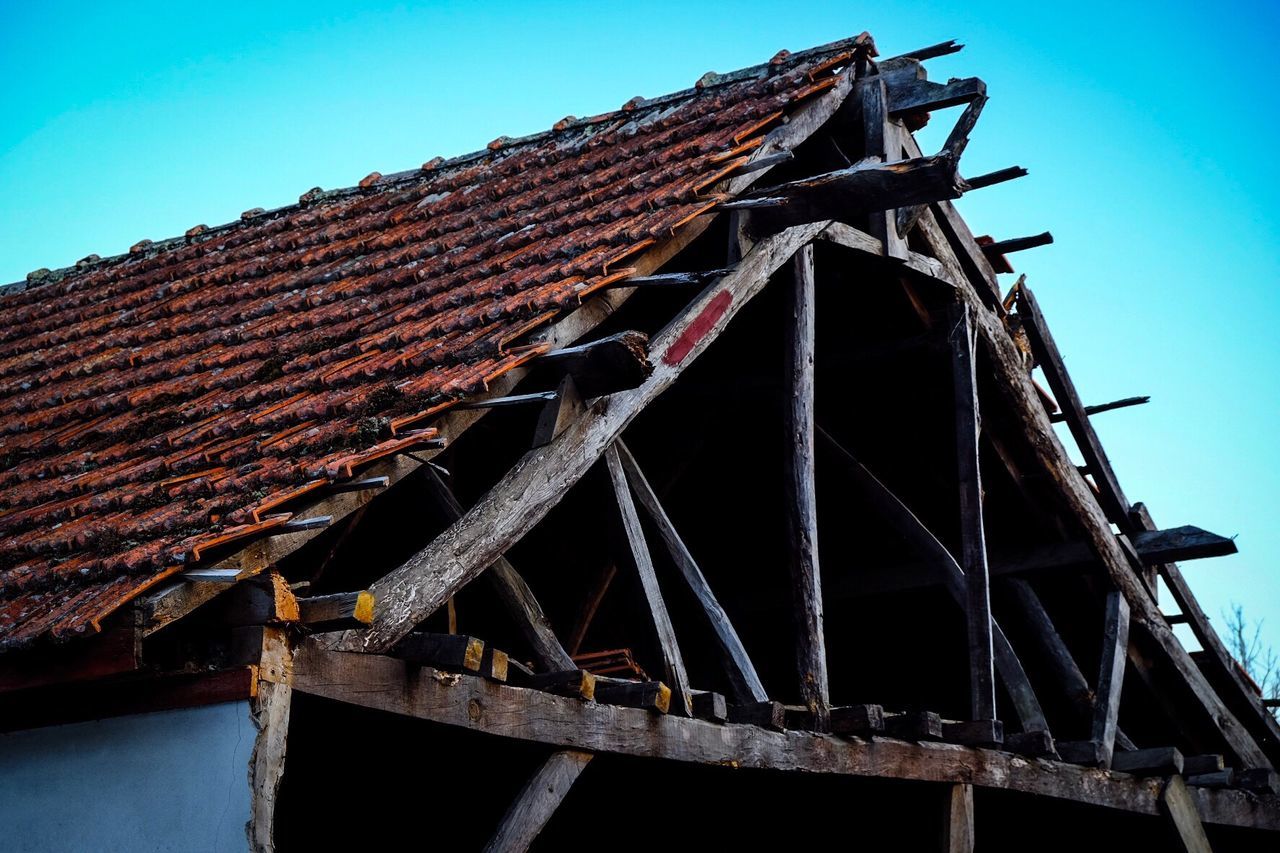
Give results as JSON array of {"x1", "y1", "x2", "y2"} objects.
[{"x1": 0, "y1": 701, "x2": 254, "y2": 852}]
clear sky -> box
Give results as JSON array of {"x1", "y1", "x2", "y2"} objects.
[{"x1": 2, "y1": 1, "x2": 1278, "y2": 651}]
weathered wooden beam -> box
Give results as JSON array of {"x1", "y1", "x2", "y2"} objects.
[
  {"x1": 223, "y1": 572, "x2": 301, "y2": 628},
  {"x1": 536, "y1": 331, "x2": 651, "y2": 398},
  {"x1": 982, "y1": 232, "x2": 1054, "y2": 259},
  {"x1": 1051, "y1": 396, "x2": 1150, "y2": 422},
  {"x1": 1160, "y1": 775, "x2": 1215, "y2": 853},
  {"x1": 964, "y1": 166, "x2": 1027, "y2": 190},
  {"x1": 532, "y1": 375, "x2": 585, "y2": 448},
  {"x1": 1016, "y1": 283, "x2": 1131, "y2": 527},
  {"x1": 291, "y1": 645, "x2": 1280, "y2": 832},
  {"x1": 726, "y1": 154, "x2": 966, "y2": 232},
  {"x1": 886, "y1": 710, "x2": 944, "y2": 741},
  {"x1": 691, "y1": 690, "x2": 728, "y2": 723},
  {"x1": 1005, "y1": 730, "x2": 1057, "y2": 759},
  {"x1": 454, "y1": 390, "x2": 558, "y2": 410},
  {"x1": 819, "y1": 220, "x2": 953, "y2": 284},
  {"x1": 512, "y1": 669, "x2": 596, "y2": 701},
  {"x1": 483, "y1": 750, "x2": 593, "y2": 853},
  {"x1": 392, "y1": 632, "x2": 484, "y2": 672},
  {"x1": 815, "y1": 427, "x2": 1048, "y2": 734},
  {"x1": 1003, "y1": 579, "x2": 1138, "y2": 752},
  {"x1": 594, "y1": 679, "x2": 671, "y2": 714},
  {"x1": 421, "y1": 469, "x2": 575, "y2": 672},
  {"x1": 728, "y1": 700, "x2": 788, "y2": 730},
  {"x1": 943, "y1": 783, "x2": 976, "y2": 853},
  {"x1": 912, "y1": 197, "x2": 1273, "y2": 771},
  {"x1": 1187, "y1": 769, "x2": 1235, "y2": 789},
  {"x1": 245, "y1": 626, "x2": 293, "y2": 853},
  {"x1": 860, "y1": 76, "x2": 909, "y2": 259},
  {"x1": 604, "y1": 444, "x2": 693, "y2": 717},
  {"x1": 615, "y1": 440, "x2": 768, "y2": 704},
  {"x1": 784, "y1": 243, "x2": 830, "y2": 731},
  {"x1": 322, "y1": 220, "x2": 832, "y2": 655},
  {"x1": 943, "y1": 719, "x2": 1004, "y2": 748},
  {"x1": 950, "y1": 301, "x2": 996, "y2": 722},
  {"x1": 1092, "y1": 591, "x2": 1132, "y2": 768},
  {"x1": 830, "y1": 704, "x2": 885, "y2": 737},
  {"x1": 886, "y1": 75, "x2": 986, "y2": 117},
  {"x1": 1112, "y1": 746, "x2": 1183, "y2": 777},
  {"x1": 895, "y1": 39, "x2": 964, "y2": 62},
  {"x1": 296, "y1": 590, "x2": 374, "y2": 629},
  {"x1": 1182, "y1": 754, "x2": 1226, "y2": 776},
  {"x1": 479, "y1": 647, "x2": 509, "y2": 683}
]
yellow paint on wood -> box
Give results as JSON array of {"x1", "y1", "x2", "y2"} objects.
[{"x1": 353, "y1": 591, "x2": 375, "y2": 624}]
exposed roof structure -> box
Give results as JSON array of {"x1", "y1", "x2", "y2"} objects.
[
  {"x1": 3, "y1": 30, "x2": 1278, "y2": 851},
  {"x1": 0, "y1": 40, "x2": 850, "y2": 647}
]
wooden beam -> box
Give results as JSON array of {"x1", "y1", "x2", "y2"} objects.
[
  {"x1": 727, "y1": 154, "x2": 966, "y2": 232},
  {"x1": 860, "y1": 76, "x2": 909, "y2": 259},
  {"x1": 815, "y1": 428, "x2": 1048, "y2": 734},
  {"x1": 1051, "y1": 396, "x2": 1150, "y2": 422},
  {"x1": 615, "y1": 439, "x2": 768, "y2": 704},
  {"x1": 296, "y1": 590, "x2": 374, "y2": 629},
  {"x1": 909, "y1": 181, "x2": 1273, "y2": 772},
  {"x1": 423, "y1": 468, "x2": 575, "y2": 672},
  {"x1": 247, "y1": 628, "x2": 293, "y2": 853},
  {"x1": 291, "y1": 645, "x2": 1280, "y2": 832},
  {"x1": 594, "y1": 679, "x2": 671, "y2": 714},
  {"x1": 964, "y1": 166, "x2": 1027, "y2": 190},
  {"x1": 532, "y1": 375, "x2": 586, "y2": 447},
  {"x1": 784, "y1": 243, "x2": 830, "y2": 731},
  {"x1": 950, "y1": 301, "x2": 996, "y2": 722},
  {"x1": 604, "y1": 444, "x2": 693, "y2": 716},
  {"x1": 1112, "y1": 746, "x2": 1184, "y2": 776},
  {"x1": 1016, "y1": 283, "x2": 1131, "y2": 528},
  {"x1": 981, "y1": 232, "x2": 1054, "y2": 258},
  {"x1": 885, "y1": 76, "x2": 986, "y2": 117},
  {"x1": 483, "y1": 750, "x2": 592, "y2": 853},
  {"x1": 1092, "y1": 591, "x2": 1132, "y2": 768},
  {"x1": 392, "y1": 632, "x2": 484, "y2": 672},
  {"x1": 321, "y1": 220, "x2": 832, "y2": 654},
  {"x1": 820, "y1": 220, "x2": 953, "y2": 284},
  {"x1": 942, "y1": 783, "x2": 975, "y2": 853},
  {"x1": 535, "y1": 331, "x2": 651, "y2": 398},
  {"x1": 1160, "y1": 775, "x2": 1215, "y2": 853}
]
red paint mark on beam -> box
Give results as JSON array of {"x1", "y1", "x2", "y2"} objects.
[{"x1": 663, "y1": 290, "x2": 733, "y2": 366}]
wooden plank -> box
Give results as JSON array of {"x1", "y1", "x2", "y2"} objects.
[
  {"x1": 886, "y1": 710, "x2": 944, "y2": 741},
  {"x1": 829, "y1": 704, "x2": 885, "y2": 737},
  {"x1": 247, "y1": 680, "x2": 292, "y2": 853},
  {"x1": 728, "y1": 700, "x2": 787, "y2": 730},
  {"x1": 1112, "y1": 747, "x2": 1184, "y2": 776},
  {"x1": 784, "y1": 243, "x2": 830, "y2": 731},
  {"x1": 692, "y1": 691, "x2": 728, "y2": 723},
  {"x1": 423, "y1": 469, "x2": 575, "y2": 672},
  {"x1": 615, "y1": 440, "x2": 767, "y2": 704},
  {"x1": 964, "y1": 166, "x2": 1027, "y2": 190},
  {"x1": 291, "y1": 644, "x2": 1280, "y2": 832},
  {"x1": 909, "y1": 181, "x2": 1274, "y2": 772},
  {"x1": 886, "y1": 76, "x2": 986, "y2": 117},
  {"x1": 1160, "y1": 775, "x2": 1215, "y2": 853},
  {"x1": 604, "y1": 444, "x2": 692, "y2": 716},
  {"x1": 483, "y1": 750, "x2": 593, "y2": 853},
  {"x1": 594, "y1": 680, "x2": 671, "y2": 714},
  {"x1": 981, "y1": 232, "x2": 1054, "y2": 258},
  {"x1": 820, "y1": 220, "x2": 953, "y2": 283},
  {"x1": 950, "y1": 301, "x2": 996, "y2": 722},
  {"x1": 322, "y1": 220, "x2": 832, "y2": 654},
  {"x1": 1016, "y1": 283, "x2": 1132, "y2": 528},
  {"x1": 728, "y1": 154, "x2": 965, "y2": 232},
  {"x1": 532, "y1": 375, "x2": 585, "y2": 447},
  {"x1": 511, "y1": 669, "x2": 596, "y2": 701},
  {"x1": 942, "y1": 783, "x2": 976, "y2": 853},
  {"x1": 1092, "y1": 590, "x2": 1132, "y2": 768},
  {"x1": 1184, "y1": 754, "x2": 1227, "y2": 776},
  {"x1": 816, "y1": 427, "x2": 1048, "y2": 733}
]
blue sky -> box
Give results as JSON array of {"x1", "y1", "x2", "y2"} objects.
[{"x1": 2, "y1": 1, "x2": 1278, "y2": 652}]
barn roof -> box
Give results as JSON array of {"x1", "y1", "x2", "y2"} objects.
[{"x1": 0, "y1": 37, "x2": 862, "y2": 648}]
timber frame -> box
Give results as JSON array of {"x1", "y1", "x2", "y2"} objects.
[{"x1": 5, "y1": 34, "x2": 1277, "y2": 852}]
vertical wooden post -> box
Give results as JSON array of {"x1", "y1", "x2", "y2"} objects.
[
  {"x1": 246, "y1": 627, "x2": 293, "y2": 853},
  {"x1": 861, "y1": 77, "x2": 910, "y2": 259},
  {"x1": 941, "y1": 783, "x2": 975, "y2": 853},
  {"x1": 604, "y1": 444, "x2": 693, "y2": 716},
  {"x1": 1092, "y1": 590, "x2": 1131, "y2": 768},
  {"x1": 950, "y1": 301, "x2": 996, "y2": 722},
  {"x1": 784, "y1": 243, "x2": 830, "y2": 730},
  {"x1": 483, "y1": 750, "x2": 593, "y2": 853}
]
